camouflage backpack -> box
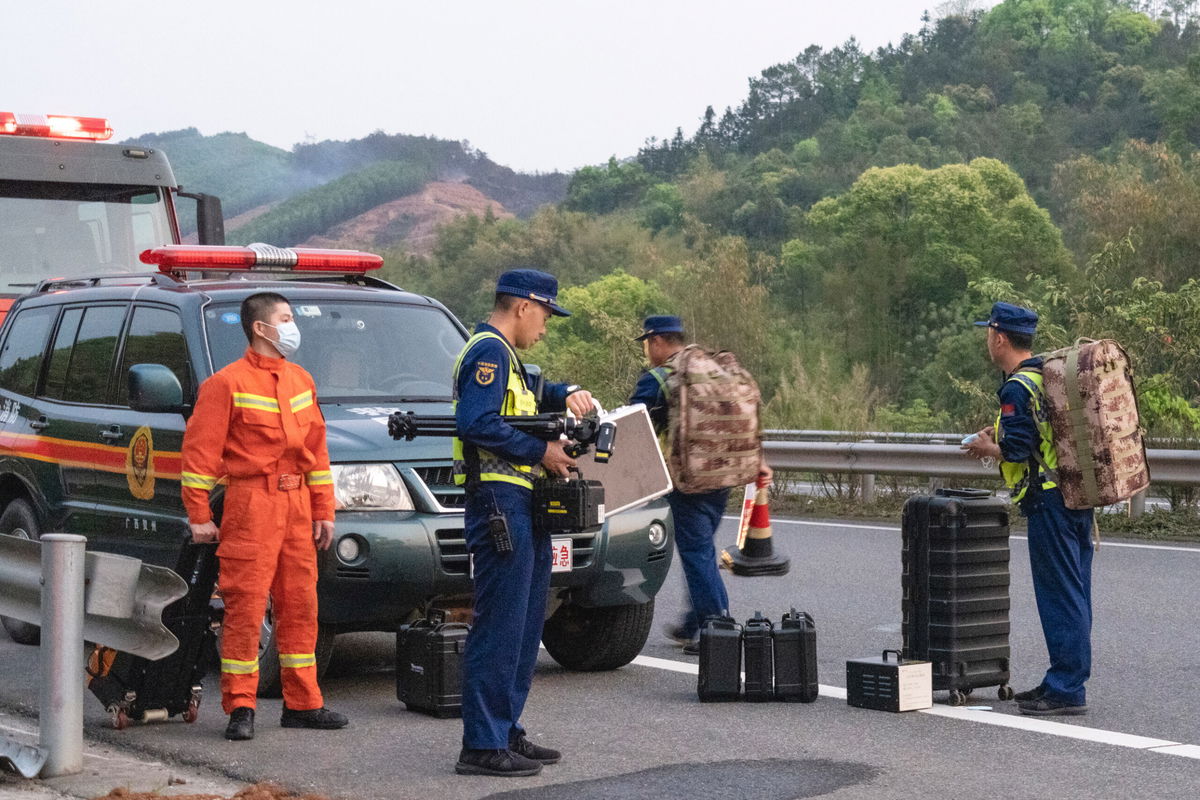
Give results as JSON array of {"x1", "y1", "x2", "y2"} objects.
[
  {"x1": 1037, "y1": 339, "x2": 1150, "y2": 510},
  {"x1": 664, "y1": 345, "x2": 762, "y2": 493}
]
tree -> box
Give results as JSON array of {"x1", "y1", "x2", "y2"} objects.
[{"x1": 801, "y1": 158, "x2": 1075, "y2": 391}]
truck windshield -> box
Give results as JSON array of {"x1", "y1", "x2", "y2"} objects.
[
  {"x1": 0, "y1": 180, "x2": 173, "y2": 296},
  {"x1": 205, "y1": 300, "x2": 465, "y2": 402}
]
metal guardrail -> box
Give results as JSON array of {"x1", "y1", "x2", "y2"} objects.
[
  {"x1": 761, "y1": 440, "x2": 1197, "y2": 485},
  {"x1": 0, "y1": 534, "x2": 187, "y2": 778},
  {"x1": 765, "y1": 429, "x2": 1200, "y2": 449}
]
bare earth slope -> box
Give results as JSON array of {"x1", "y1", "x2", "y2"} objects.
[{"x1": 300, "y1": 181, "x2": 513, "y2": 256}]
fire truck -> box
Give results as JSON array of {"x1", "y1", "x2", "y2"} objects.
[{"x1": 0, "y1": 111, "x2": 224, "y2": 321}]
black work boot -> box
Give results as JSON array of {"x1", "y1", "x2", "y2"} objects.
[
  {"x1": 280, "y1": 705, "x2": 349, "y2": 729},
  {"x1": 510, "y1": 734, "x2": 562, "y2": 765},
  {"x1": 455, "y1": 748, "x2": 542, "y2": 777},
  {"x1": 225, "y1": 707, "x2": 254, "y2": 741},
  {"x1": 1012, "y1": 685, "x2": 1045, "y2": 703}
]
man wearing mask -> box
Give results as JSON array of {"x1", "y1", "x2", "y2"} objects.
[
  {"x1": 453, "y1": 270, "x2": 595, "y2": 777},
  {"x1": 182, "y1": 292, "x2": 348, "y2": 740}
]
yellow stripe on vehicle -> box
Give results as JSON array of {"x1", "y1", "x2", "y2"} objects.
[
  {"x1": 279, "y1": 653, "x2": 316, "y2": 669},
  {"x1": 306, "y1": 470, "x2": 333, "y2": 486},
  {"x1": 181, "y1": 471, "x2": 219, "y2": 489},
  {"x1": 233, "y1": 393, "x2": 280, "y2": 412},
  {"x1": 220, "y1": 658, "x2": 259, "y2": 675}
]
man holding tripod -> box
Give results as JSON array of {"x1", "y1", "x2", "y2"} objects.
[{"x1": 452, "y1": 269, "x2": 595, "y2": 777}]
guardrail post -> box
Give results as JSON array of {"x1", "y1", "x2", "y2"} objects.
[
  {"x1": 858, "y1": 439, "x2": 876, "y2": 504},
  {"x1": 39, "y1": 534, "x2": 86, "y2": 778},
  {"x1": 1128, "y1": 490, "x2": 1146, "y2": 520}
]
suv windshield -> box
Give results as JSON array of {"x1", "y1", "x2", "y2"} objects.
[
  {"x1": 205, "y1": 299, "x2": 464, "y2": 402},
  {"x1": 0, "y1": 180, "x2": 173, "y2": 295}
]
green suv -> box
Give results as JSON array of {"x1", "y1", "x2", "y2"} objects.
[{"x1": 0, "y1": 258, "x2": 673, "y2": 692}]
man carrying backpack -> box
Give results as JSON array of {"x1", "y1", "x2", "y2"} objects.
[
  {"x1": 962, "y1": 302, "x2": 1094, "y2": 716},
  {"x1": 629, "y1": 315, "x2": 771, "y2": 655}
]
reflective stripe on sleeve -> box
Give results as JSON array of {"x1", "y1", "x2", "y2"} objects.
[
  {"x1": 220, "y1": 657, "x2": 259, "y2": 675},
  {"x1": 279, "y1": 653, "x2": 316, "y2": 669},
  {"x1": 306, "y1": 470, "x2": 333, "y2": 486},
  {"x1": 181, "y1": 471, "x2": 219, "y2": 490},
  {"x1": 290, "y1": 391, "x2": 314, "y2": 412}
]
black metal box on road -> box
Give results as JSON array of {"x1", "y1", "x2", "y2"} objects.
[
  {"x1": 742, "y1": 612, "x2": 775, "y2": 702},
  {"x1": 902, "y1": 488, "x2": 1013, "y2": 704},
  {"x1": 396, "y1": 618, "x2": 470, "y2": 718},
  {"x1": 847, "y1": 650, "x2": 932, "y2": 712},
  {"x1": 697, "y1": 616, "x2": 742, "y2": 702},
  {"x1": 774, "y1": 609, "x2": 819, "y2": 703}
]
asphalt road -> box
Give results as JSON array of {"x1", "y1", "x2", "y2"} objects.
[{"x1": 2, "y1": 515, "x2": 1199, "y2": 800}]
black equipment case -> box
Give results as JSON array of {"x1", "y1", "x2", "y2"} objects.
[
  {"x1": 774, "y1": 609, "x2": 818, "y2": 703},
  {"x1": 87, "y1": 540, "x2": 219, "y2": 729},
  {"x1": 396, "y1": 616, "x2": 470, "y2": 718},
  {"x1": 697, "y1": 616, "x2": 742, "y2": 702},
  {"x1": 533, "y1": 468, "x2": 604, "y2": 533},
  {"x1": 847, "y1": 650, "x2": 932, "y2": 712},
  {"x1": 902, "y1": 488, "x2": 1014, "y2": 705},
  {"x1": 742, "y1": 612, "x2": 775, "y2": 702}
]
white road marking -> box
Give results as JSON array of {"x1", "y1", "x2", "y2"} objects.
[
  {"x1": 722, "y1": 516, "x2": 1200, "y2": 553},
  {"x1": 631, "y1": 655, "x2": 1200, "y2": 759}
]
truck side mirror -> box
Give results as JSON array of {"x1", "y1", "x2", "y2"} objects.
[
  {"x1": 178, "y1": 192, "x2": 225, "y2": 245},
  {"x1": 128, "y1": 364, "x2": 184, "y2": 414}
]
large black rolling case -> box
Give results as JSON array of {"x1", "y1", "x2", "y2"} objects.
[
  {"x1": 902, "y1": 488, "x2": 1014, "y2": 705},
  {"x1": 87, "y1": 540, "x2": 219, "y2": 729},
  {"x1": 396, "y1": 617, "x2": 469, "y2": 718}
]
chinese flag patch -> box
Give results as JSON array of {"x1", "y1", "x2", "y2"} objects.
[{"x1": 1001, "y1": 403, "x2": 1016, "y2": 417}]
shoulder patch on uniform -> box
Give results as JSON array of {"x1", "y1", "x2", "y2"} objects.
[
  {"x1": 1001, "y1": 403, "x2": 1016, "y2": 417},
  {"x1": 475, "y1": 364, "x2": 496, "y2": 386}
]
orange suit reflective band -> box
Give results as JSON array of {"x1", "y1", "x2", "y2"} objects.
[{"x1": 182, "y1": 347, "x2": 334, "y2": 713}]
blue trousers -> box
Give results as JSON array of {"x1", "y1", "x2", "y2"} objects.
[
  {"x1": 1021, "y1": 488, "x2": 1094, "y2": 706},
  {"x1": 668, "y1": 488, "x2": 732, "y2": 638},
  {"x1": 461, "y1": 483, "x2": 552, "y2": 749}
]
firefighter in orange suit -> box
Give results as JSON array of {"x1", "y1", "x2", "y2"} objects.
[{"x1": 182, "y1": 291, "x2": 348, "y2": 741}]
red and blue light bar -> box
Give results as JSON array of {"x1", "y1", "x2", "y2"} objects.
[{"x1": 139, "y1": 244, "x2": 384, "y2": 274}]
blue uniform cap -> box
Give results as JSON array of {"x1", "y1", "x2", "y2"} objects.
[
  {"x1": 635, "y1": 315, "x2": 685, "y2": 341},
  {"x1": 974, "y1": 301, "x2": 1038, "y2": 336},
  {"x1": 495, "y1": 269, "x2": 570, "y2": 316}
]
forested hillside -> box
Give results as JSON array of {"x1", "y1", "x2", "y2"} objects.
[
  {"x1": 383, "y1": 0, "x2": 1200, "y2": 438},
  {"x1": 124, "y1": 129, "x2": 569, "y2": 244}
]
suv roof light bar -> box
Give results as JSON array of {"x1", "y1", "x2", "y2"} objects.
[
  {"x1": 0, "y1": 112, "x2": 114, "y2": 141},
  {"x1": 139, "y1": 244, "x2": 384, "y2": 274}
]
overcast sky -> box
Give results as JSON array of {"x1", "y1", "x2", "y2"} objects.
[{"x1": 5, "y1": 1, "x2": 998, "y2": 173}]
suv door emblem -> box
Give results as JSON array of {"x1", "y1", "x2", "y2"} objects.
[{"x1": 126, "y1": 426, "x2": 156, "y2": 500}]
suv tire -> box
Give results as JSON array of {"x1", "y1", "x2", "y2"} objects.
[
  {"x1": 0, "y1": 499, "x2": 42, "y2": 645},
  {"x1": 541, "y1": 597, "x2": 655, "y2": 671}
]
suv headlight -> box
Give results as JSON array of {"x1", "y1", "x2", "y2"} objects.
[{"x1": 331, "y1": 463, "x2": 414, "y2": 511}]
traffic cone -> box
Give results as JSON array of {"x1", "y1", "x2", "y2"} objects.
[{"x1": 728, "y1": 482, "x2": 790, "y2": 577}]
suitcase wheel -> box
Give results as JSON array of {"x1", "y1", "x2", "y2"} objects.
[
  {"x1": 948, "y1": 689, "x2": 969, "y2": 707},
  {"x1": 183, "y1": 699, "x2": 200, "y2": 723},
  {"x1": 997, "y1": 685, "x2": 1014, "y2": 701}
]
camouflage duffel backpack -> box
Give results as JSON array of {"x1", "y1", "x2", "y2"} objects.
[
  {"x1": 1039, "y1": 339, "x2": 1150, "y2": 510},
  {"x1": 664, "y1": 345, "x2": 762, "y2": 493}
]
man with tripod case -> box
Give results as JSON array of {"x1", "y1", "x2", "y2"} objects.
[{"x1": 452, "y1": 269, "x2": 595, "y2": 777}]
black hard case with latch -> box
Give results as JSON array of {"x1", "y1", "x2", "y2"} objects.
[
  {"x1": 396, "y1": 615, "x2": 470, "y2": 718},
  {"x1": 773, "y1": 609, "x2": 819, "y2": 703},
  {"x1": 697, "y1": 616, "x2": 742, "y2": 702},
  {"x1": 902, "y1": 488, "x2": 1013, "y2": 704},
  {"x1": 742, "y1": 612, "x2": 775, "y2": 702}
]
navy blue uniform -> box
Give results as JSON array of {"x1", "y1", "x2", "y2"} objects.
[
  {"x1": 999, "y1": 357, "x2": 1094, "y2": 707},
  {"x1": 631, "y1": 365, "x2": 730, "y2": 639},
  {"x1": 456, "y1": 323, "x2": 571, "y2": 750}
]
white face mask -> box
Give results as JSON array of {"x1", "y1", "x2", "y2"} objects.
[{"x1": 262, "y1": 320, "x2": 301, "y2": 358}]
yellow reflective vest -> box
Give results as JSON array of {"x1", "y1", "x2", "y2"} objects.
[{"x1": 994, "y1": 369, "x2": 1058, "y2": 504}]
